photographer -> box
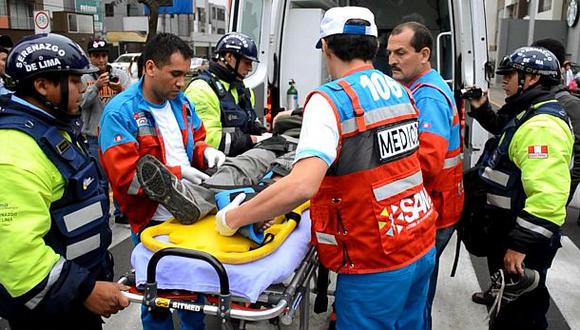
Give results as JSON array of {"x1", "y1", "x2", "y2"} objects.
[{"x1": 81, "y1": 39, "x2": 130, "y2": 224}]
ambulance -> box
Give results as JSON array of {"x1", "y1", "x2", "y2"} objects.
[{"x1": 227, "y1": 0, "x2": 492, "y2": 167}]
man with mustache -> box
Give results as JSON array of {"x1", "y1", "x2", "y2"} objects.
[{"x1": 387, "y1": 21, "x2": 464, "y2": 328}]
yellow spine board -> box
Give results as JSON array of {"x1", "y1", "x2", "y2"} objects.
[{"x1": 140, "y1": 201, "x2": 310, "y2": 264}]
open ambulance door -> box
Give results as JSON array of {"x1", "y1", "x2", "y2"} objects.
[
  {"x1": 228, "y1": 0, "x2": 276, "y2": 117},
  {"x1": 229, "y1": 0, "x2": 336, "y2": 121},
  {"x1": 454, "y1": 0, "x2": 490, "y2": 168}
]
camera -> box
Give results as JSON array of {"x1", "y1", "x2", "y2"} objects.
[
  {"x1": 106, "y1": 65, "x2": 120, "y2": 84},
  {"x1": 460, "y1": 87, "x2": 483, "y2": 100}
]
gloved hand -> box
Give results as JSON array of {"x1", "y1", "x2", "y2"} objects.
[
  {"x1": 215, "y1": 193, "x2": 246, "y2": 236},
  {"x1": 204, "y1": 147, "x2": 226, "y2": 168},
  {"x1": 181, "y1": 166, "x2": 210, "y2": 184}
]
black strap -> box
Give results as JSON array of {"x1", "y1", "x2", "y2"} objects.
[
  {"x1": 313, "y1": 264, "x2": 330, "y2": 314},
  {"x1": 450, "y1": 234, "x2": 461, "y2": 277}
]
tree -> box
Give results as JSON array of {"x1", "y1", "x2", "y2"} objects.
[{"x1": 138, "y1": 0, "x2": 160, "y2": 42}]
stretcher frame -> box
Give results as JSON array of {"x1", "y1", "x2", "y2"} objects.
[{"x1": 120, "y1": 245, "x2": 319, "y2": 329}]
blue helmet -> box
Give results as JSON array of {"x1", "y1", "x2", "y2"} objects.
[
  {"x1": 215, "y1": 32, "x2": 259, "y2": 62},
  {"x1": 6, "y1": 33, "x2": 97, "y2": 84},
  {"x1": 496, "y1": 46, "x2": 560, "y2": 83}
]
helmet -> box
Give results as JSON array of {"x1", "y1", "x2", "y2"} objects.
[
  {"x1": 0, "y1": 34, "x2": 13, "y2": 54},
  {"x1": 215, "y1": 32, "x2": 259, "y2": 62},
  {"x1": 6, "y1": 33, "x2": 97, "y2": 84},
  {"x1": 87, "y1": 39, "x2": 111, "y2": 54},
  {"x1": 496, "y1": 46, "x2": 560, "y2": 82}
]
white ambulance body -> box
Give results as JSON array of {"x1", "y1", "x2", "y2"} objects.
[{"x1": 229, "y1": 0, "x2": 490, "y2": 167}]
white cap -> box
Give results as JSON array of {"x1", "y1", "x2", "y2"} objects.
[{"x1": 316, "y1": 6, "x2": 378, "y2": 49}]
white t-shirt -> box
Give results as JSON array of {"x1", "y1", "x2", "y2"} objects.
[
  {"x1": 149, "y1": 101, "x2": 191, "y2": 221},
  {"x1": 294, "y1": 93, "x2": 339, "y2": 166}
]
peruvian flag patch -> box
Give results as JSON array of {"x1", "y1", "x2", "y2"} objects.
[{"x1": 528, "y1": 145, "x2": 548, "y2": 159}]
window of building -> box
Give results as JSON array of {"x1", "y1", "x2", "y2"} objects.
[
  {"x1": 105, "y1": 3, "x2": 115, "y2": 17},
  {"x1": 217, "y1": 8, "x2": 225, "y2": 21},
  {"x1": 0, "y1": 0, "x2": 7, "y2": 16},
  {"x1": 212, "y1": 7, "x2": 216, "y2": 19},
  {"x1": 127, "y1": 3, "x2": 141, "y2": 16},
  {"x1": 217, "y1": 28, "x2": 225, "y2": 34},
  {"x1": 538, "y1": 0, "x2": 551, "y2": 13},
  {"x1": 9, "y1": 0, "x2": 32, "y2": 29}
]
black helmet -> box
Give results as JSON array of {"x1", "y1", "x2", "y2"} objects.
[
  {"x1": 7, "y1": 33, "x2": 96, "y2": 85},
  {"x1": 6, "y1": 33, "x2": 97, "y2": 115},
  {"x1": 496, "y1": 47, "x2": 560, "y2": 80},
  {"x1": 215, "y1": 32, "x2": 259, "y2": 62},
  {"x1": 87, "y1": 39, "x2": 111, "y2": 54},
  {"x1": 0, "y1": 35, "x2": 13, "y2": 54}
]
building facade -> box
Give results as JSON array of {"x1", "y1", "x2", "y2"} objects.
[{"x1": 103, "y1": 0, "x2": 227, "y2": 59}]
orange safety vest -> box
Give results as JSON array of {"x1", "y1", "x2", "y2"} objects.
[{"x1": 307, "y1": 66, "x2": 436, "y2": 274}]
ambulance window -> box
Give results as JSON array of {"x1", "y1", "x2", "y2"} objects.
[{"x1": 239, "y1": 0, "x2": 264, "y2": 50}]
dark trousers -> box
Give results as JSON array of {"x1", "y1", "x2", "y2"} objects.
[
  {"x1": 9, "y1": 309, "x2": 103, "y2": 330},
  {"x1": 486, "y1": 233, "x2": 561, "y2": 330}
]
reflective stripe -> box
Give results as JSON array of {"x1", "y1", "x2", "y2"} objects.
[
  {"x1": 138, "y1": 126, "x2": 156, "y2": 136},
  {"x1": 222, "y1": 127, "x2": 236, "y2": 133},
  {"x1": 487, "y1": 193, "x2": 511, "y2": 209},
  {"x1": 127, "y1": 174, "x2": 141, "y2": 195},
  {"x1": 316, "y1": 232, "x2": 338, "y2": 245},
  {"x1": 482, "y1": 167, "x2": 510, "y2": 187},
  {"x1": 341, "y1": 103, "x2": 416, "y2": 135},
  {"x1": 63, "y1": 201, "x2": 103, "y2": 232},
  {"x1": 25, "y1": 257, "x2": 65, "y2": 309},
  {"x1": 66, "y1": 234, "x2": 101, "y2": 260},
  {"x1": 443, "y1": 153, "x2": 463, "y2": 169},
  {"x1": 373, "y1": 171, "x2": 423, "y2": 202},
  {"x1": 516, "y1": 217, "x2": 554, "y2": 239},
  {"x1": 223, "y1": 132, "x2": 232, "y2": 155},
  {"x1": 280, "y1": 134, "x2": 299, "y2": 145}
]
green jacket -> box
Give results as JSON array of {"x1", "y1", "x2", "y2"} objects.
[
  {"x1": 184, "y1": 77, "x2": 256, "y2": 155},
  {"x1": 508, "y1": 106, "x2": 573, "y2": 227},
  {"x1": 0, "y1": 129, "x2": 64, "y2": 297}
]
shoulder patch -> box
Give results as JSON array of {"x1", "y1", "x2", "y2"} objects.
[{"x1": 528, "y1": 145, "x2": 548, "y2": 159}]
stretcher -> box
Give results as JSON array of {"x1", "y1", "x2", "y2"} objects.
[{"x1": 120, "y1": 208, "x2": 320, "y2": 329}]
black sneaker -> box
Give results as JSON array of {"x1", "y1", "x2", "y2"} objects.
[
  {"x1": 487, "y1": 268, "x2": 540, "y2": 323},
  {"x1": 471, "y1": 288, "x2": 495, "y2": 306},
  {"x1": 495, "y1": 268, "x2": 540, "y2": 303},
  {"x1": 136, "y1": 154, "x2": 200, "y2": 224}
]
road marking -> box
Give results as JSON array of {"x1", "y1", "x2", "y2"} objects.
[
  {"x1": 547, "y1": 236, "x2": 580, "y2": 329},
  {"x1": 433, "y1": 234, "x2": 488, "y2": 330}
]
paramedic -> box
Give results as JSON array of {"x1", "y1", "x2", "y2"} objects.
[
  {"x1": 215, "y1": 6, "x2": 437, "y2": 329},
  {"x1": 467, "y1": 47, "x2": 572, "y2": 329},
  {"x1": 185, "y1": 32, "x2": 270, "y2": 157},
  {"x1": 98, "y1": 32, "x2": 225, "y2": 329},
  {"x1": 0, "y1": 33, "x2": 128, "y2": 329},
  {"x1": 387, "y1": 21, "x2": 463, "y2": 328}
]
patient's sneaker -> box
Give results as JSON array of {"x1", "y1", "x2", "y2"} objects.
[
  {"x1": 487, "y1": 268, "x2": 540, "y2": 324},
  {"x1": 137, "y1": 154, "x2": 200, "y2": 224}
]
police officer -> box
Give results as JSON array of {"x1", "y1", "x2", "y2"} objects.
[
  {"x1": 468, "y1": 47, "x2": 572, "y2": 329},
  {"x1": 0, "y1": 33, "x2": 128, "y2": 329},
  {"x1": 214, "y1": 7, "x2": 437, "y2": 328},
  {"x1": 184, "y1": 32, "x2": 270, "y2": 157}
]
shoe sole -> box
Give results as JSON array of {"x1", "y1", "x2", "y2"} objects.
[
  {"x1": 472, "y1": 293, "x2": 494, "y2": 306},
  {"x1": 137, "y1": 155, "x2": 200, "y2": 224}
]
